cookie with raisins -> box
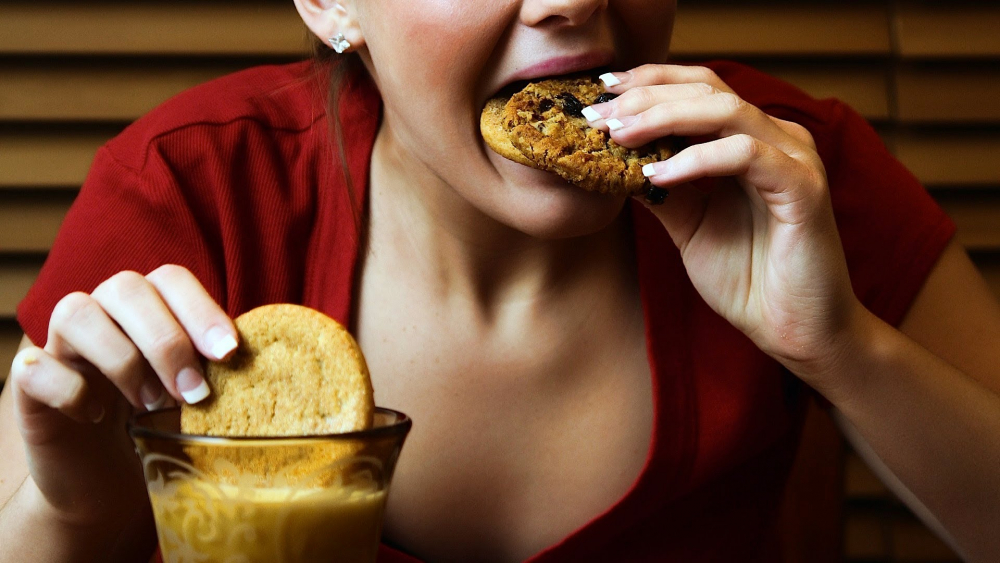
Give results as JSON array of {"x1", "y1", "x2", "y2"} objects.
[{"x1": 480, "y1": 75, "x2": 672, "y2": 196}]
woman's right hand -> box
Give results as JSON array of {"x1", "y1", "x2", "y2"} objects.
[{"x1": 6, "y1": 265, "x2": 237, "y2": 538}]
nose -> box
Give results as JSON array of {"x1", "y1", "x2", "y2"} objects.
[{"x1": 520, "y1": 0, "x2": 609, "y2": 28}]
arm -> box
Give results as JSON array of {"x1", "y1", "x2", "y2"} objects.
[
  {"x1": 590, "y1": 63, "x2": 1000, "y2": 561},
  {"x1": 830, "y1": 240, "x2": 1000, "y2": 560},
  {"x1": 1, "y1": 267, "x2": 238, "y2": 562},
  {"x1": 1, "y1": 337, "x2": 135, "y2": 562}
]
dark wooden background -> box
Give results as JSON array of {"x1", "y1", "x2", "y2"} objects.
[{"x1": 2, "y1": 2, "x2": 998, "y2": 560}]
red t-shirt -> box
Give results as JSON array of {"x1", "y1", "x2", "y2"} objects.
[{"x1": 18, "y1": 60, "x2": 954, "y2": 561}]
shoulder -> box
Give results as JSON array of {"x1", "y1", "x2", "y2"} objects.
[{"x1": 103, "y1": 61, "x2": 328, "y2": 172}]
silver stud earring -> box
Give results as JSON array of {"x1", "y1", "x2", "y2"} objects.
[{"x1": 329, "y1": 33, "x2": 351, "y2": 54}]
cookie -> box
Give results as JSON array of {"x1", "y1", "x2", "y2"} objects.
[
  {"x1": 481, "y1": 75, "x2": 672, "y2": 196},
  {"x1": 181, "y1": 304, "x2": 374, "y2": 437}
]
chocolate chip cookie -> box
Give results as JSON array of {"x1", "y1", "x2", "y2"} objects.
[{"x1": 481, "y1": 75, "x2": 672, "y2": 196}]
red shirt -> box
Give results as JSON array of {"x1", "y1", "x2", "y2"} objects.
[{"x1": 18, "y1": 61, "x2": 954, "y2": 561}]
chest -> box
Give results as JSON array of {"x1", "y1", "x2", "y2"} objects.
[{"x1": 355, "y1": 282, "x2": 653, "y2": 562}]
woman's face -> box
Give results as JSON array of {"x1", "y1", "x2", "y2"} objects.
[{"x1": 355, "y1": 0, "x2": 677, "y2": 239}]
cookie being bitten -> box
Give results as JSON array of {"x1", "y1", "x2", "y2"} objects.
[
  {"x1": 481, "y1": 75, "x2": 672, "y2": 196},
  {"x1": 181, "y1": 303, "x2": 374, "y2": 437}
]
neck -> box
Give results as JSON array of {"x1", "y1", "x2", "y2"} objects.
[{"x1": 366, "y1": 119, "x2": 634, "y2": 314}]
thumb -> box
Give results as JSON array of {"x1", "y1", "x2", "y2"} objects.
[
  {"x1": 8, "y1": 347, "x2": 124, "y2": 513},
  {"x1": 634, "y1": 181, "x2": 708, "y2": 251}
]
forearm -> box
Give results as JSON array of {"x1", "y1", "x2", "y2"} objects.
[
  {"x1": 818, "y1": 306, "x2": 1000, "y2": 562},
  {"x1": 0, "y1": 478, "x2": 154, "y2": 563}
]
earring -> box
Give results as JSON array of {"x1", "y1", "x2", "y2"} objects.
[{"x1": 329, "y1": 33, "x2": 351, "y2": 54}]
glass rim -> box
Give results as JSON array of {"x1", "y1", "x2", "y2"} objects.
[{"x1": 128, "y1": 406, "x2": 411, "y2": 446}]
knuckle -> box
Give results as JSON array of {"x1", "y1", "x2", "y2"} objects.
[
  {"x1": 694, "y1": 66, "x2": 720, "y2": 85},
  {"x1": 621, "y1": 86, "x2": 653, "y2": 110},
  {"x1": 788, "y1": 122, "x2": 817, "y2": 148},
  {"x1": 50, "y1": 292, "x2": 98, "y2": 329},
  {"x1": 147, "y1": 264, "x2": 190, "y2": 285},
  {"x1": 103, "y1": 347, "x2": 144, "y2": 383},
  {"x1": 146, "y1": 329, "x2": 190, "y2": 363},
  {"x1": 95, "y1": 270, "x2": 147, "y2": 301},
  {"x1": 634, "y1": 63, "x2": 660, "y2": 77},
  {"x1": 732, "y1": 134, "x2": 760, "y2": 160},
  {"x1": 693, "y1": 82, "x2": 717, "y2": 96},
  {"x1": 717, "y1": 92, "x2": 748, "y2": 117}
]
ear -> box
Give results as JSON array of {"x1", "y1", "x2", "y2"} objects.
[{"x1": 293, "y1": 0, "x2": 365, "y2": 52}]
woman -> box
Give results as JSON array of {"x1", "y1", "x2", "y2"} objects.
[{"x1": 2, "y1": 0, "x2": 999, "y2": 560}]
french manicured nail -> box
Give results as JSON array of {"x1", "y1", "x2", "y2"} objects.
[
  {"x1": 581, "y1": 106, "x2": 602, "y2": 121},
  {"x1": 140, "y1": 381, "x2": 167, "y2": 412},
  {"x1": 176, "y1": 367, "x2": 210, "y2": 404},
  {"x1": 599, "y1": 72, "x2": 626, "y2": 88},
  {"x1": 206, "y1": 326, "x2": 237, "y2": 360},
  {"x1": 606, "y1": 116, "x2": 637, "y2": 131},
  {"x1": 642, "y1": 163, "x2": 658, "y2": 177}
]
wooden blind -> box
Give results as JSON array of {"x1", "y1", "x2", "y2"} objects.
[{"x1": 2, "y1": 1, "x2": 997, "y2": 560}]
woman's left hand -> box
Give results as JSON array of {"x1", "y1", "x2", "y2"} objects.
[{"x1": 588, "y1": 64, "x2": 861, "y2": 383}]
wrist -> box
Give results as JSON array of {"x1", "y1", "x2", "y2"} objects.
[{"x1": 785, "y1": 299, "x2": 889, "y2": 406}]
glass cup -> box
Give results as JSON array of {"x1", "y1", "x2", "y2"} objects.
[{"x1": 129, "y1": 407, "x2": 410, "y2": 563}]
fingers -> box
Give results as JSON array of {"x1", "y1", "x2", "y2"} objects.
[
  {"x1": 594, "y1": 91, "x2": 800, "y2": 155},
  {"x1": 145, "y1": 265, "x2": 237, "y2": 362},
  {"x1": 9, "y1": 347, "x2": 104, "y2": 426},
  {"x1": 44, "y1": 265, "x2": 235, "y2": 410},
  {"x1": 589, "y1": 63, "x2": 817, "y2": 158},
  {"x1": 641, "y1": 135, "x2": 825, "y2": 225},
  {"x1": 583, "y1": 82, "x2": 722, "y2": 128},
  {"x1": 600, "y1": 64, "x2": 735, "y2": 95},
  {"x1": 45, "y1": 291, "x2": 163, "y2": 410}
]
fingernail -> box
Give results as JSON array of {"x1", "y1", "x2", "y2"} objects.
[
  {"x1": 606, "y1": 116, "x2": 637, "y2": 131},
  {"x1": 642, "y1": 163, "x2": 658, "y2": 177},
  {"x1": 140, "y1": 381, "x2": 167, "y2": 412},
  {"x1": 206, "y1": 326, "x2": 238, "y2": 360},
  {"x1": 88, "y1": 402, "x2": 106, "y2": 424},
  {"x1": 581, "y1": 106, "x2": 602, "y2": 122},
  {"x1": 600, "y1": 72, "x2": 626, "y2": 88},
  {"x1": 176, "y1": 367, "x2": 210, "y2": 404}
]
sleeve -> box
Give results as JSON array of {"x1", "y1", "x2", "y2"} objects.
[
  {"x1": 16, "y1": 145, "x2": 224, "y2": 347},
  {"x1": 816, "y1": 101, "x2": 956, "y2": 327}
]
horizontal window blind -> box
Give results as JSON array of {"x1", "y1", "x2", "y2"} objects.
[{"x1": 2, "y1": 2, "x2": 997, "y2": 560}]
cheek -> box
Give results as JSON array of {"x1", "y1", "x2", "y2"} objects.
[
  {"x1": 360, "y1": 1, "x2": 514, "y2": 161},
  {"x1": 361, "y1": 1, "x2": 509, "y2": 101}
]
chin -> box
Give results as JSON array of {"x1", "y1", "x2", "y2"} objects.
[{"x1": 487, "y1": 153, "x2": 628, "y2": 239}]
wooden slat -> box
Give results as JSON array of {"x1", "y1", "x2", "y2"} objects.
[
  {"x1": 891, "y1": 519, "x2": 960, "y2": 561},
  {"x1": 1, "y1": 321, "x2": 25, "y2": 385},
  {"x1": 936, "y1": 192, "x2": 1000, "y2": 252},
  {"x1": 896, "y1": 4, "x2": 1000, "y2": 58},
  {"x1": 758, "y1": 63, "x2": 891, "y2": 121},
  {"x1": 844, "y1": 512, "x2": 889, "y2": 559},
  {"x1": 972, "y1": 253, "x2": 1000, "y2": 300},
  {"x1": 893, "y1": 130, "x2": 1000, "y2": 187},
  {"x1": 896, "y1": 65, "x2": 1000, "y2": 124},
  {"x1": 0, "y1": 3, "x2": 308, "y2": 56},
  {"x1": 0, "y1": 261, "x2": 41, "y2": 318},
  {"x1": 0, "y1": 193, "x2": 75, "y2": 253},
  {"x1": 844, "y1": 451, "x2": 890, "y2": 499},
  {"x1": 0, "y1": 129, "x2": 113, "y2": 188},
  {"x1": 672, "y1": 4, "x2": 890, "y2": 57},
  {"x1": 0, "y1": 62, "x2": 250, "y2": 122}
]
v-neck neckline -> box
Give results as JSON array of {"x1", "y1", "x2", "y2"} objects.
[{"x1": 313, "y1": 73, "x2": 699, "y2": 562}]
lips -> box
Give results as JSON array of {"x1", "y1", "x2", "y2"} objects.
[{"x1": 490, "y1": 51, "x2": 615, "y2": 100}]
